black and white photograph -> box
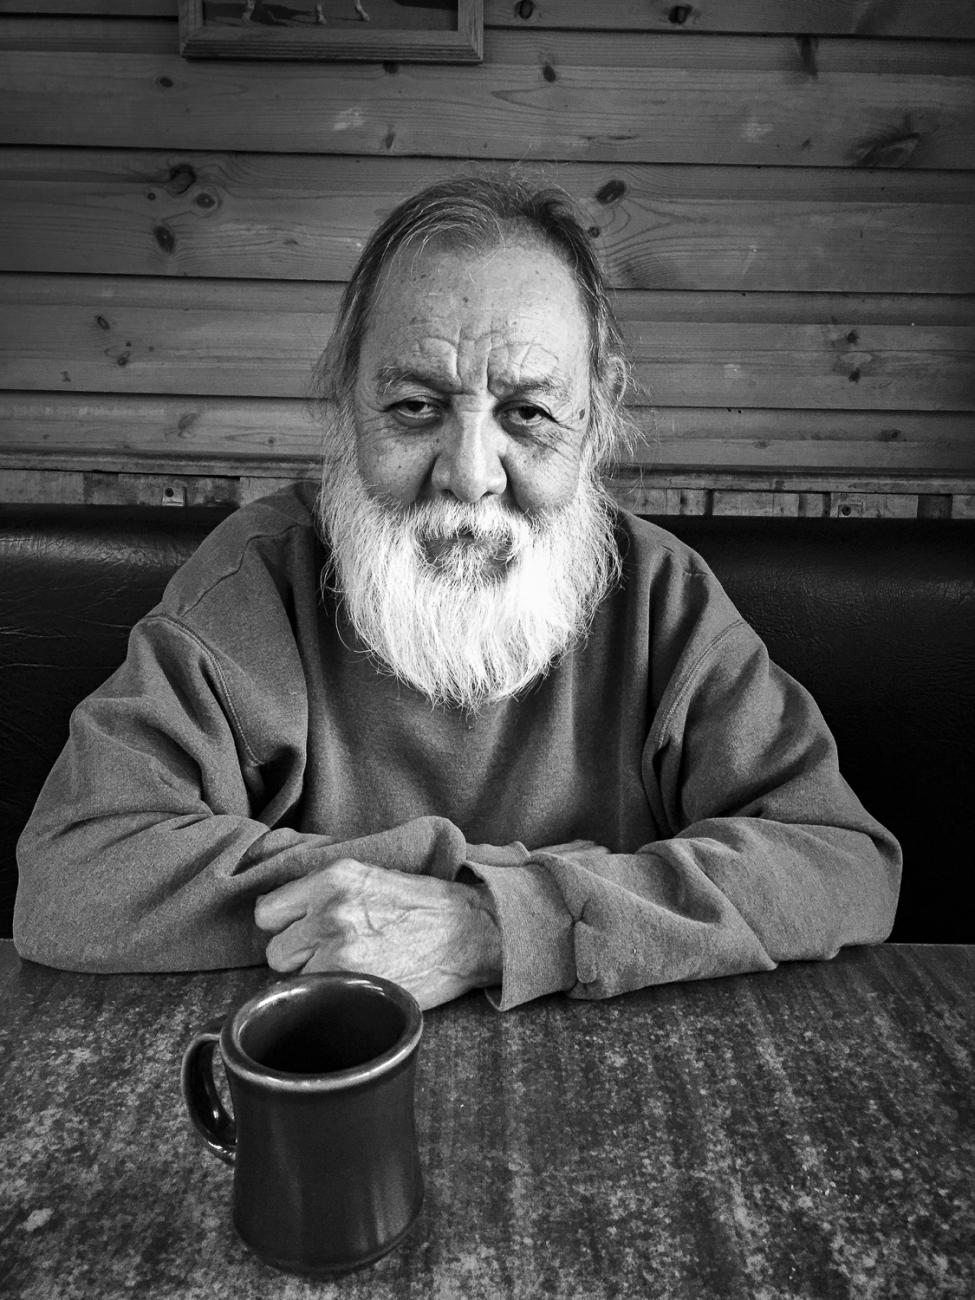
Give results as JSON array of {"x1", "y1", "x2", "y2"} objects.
[{"x1": 1, "y1": 2, "x2": 973, "y2": 1296}]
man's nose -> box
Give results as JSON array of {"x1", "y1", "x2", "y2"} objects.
[{"x1": 431, "y1": 412, "x2": 506, "y2": 503}]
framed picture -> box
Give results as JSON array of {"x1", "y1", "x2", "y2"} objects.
[{"x1": 178, "y1": 0, "x2": 483, "y2": 63}]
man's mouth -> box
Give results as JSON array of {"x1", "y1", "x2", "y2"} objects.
[{"x1": 422, "y1": 531, "x2": 512, "y2": 575}]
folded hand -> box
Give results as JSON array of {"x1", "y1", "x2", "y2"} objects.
[{"x1": 254, "y1": 858, "x2": 502, "y2": 1010}]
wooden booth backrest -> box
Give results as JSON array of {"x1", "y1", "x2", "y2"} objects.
[{"x1": 0, "y1": 2, "x2": 973, "y2": 516}]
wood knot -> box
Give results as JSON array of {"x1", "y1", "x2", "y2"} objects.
[
  {"x1": 542, "y1": 62, "x2": 557, "y2": 82},
  {"x1": 668, "y1": 5, "x2": 692, "y2": 24},
  {"x1": 516, "y1": 0, "x2": 535, "y2": 18},
  {"x1": 153, "y1": 224, "x2": 176, "y2": 254},
  {"x1": 165, "y1": 163, "x2": 196, "y2": 195},
  {"x1": 595, "y1": 179, "x2": 626, "y2": 204}
]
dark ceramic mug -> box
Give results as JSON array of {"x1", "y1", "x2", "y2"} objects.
[{"x1": 181, "y1": 970, "x2": 424, "y2": 1277}]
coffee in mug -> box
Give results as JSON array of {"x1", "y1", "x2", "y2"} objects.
[{"x1": 181, "y1": 970, "x2": 424, "y2": 1277}]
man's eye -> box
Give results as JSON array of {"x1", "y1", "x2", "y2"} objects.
[
  {"x1": 504, "y1": 404, "x2": 548, "y2": 430},
  {"x1": 391, "y1": 399, "x2": 440, "y2": 426}
]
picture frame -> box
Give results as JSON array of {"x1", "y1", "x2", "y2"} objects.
[{"x1": 178, "y1": 0, "x2": 483, "y2": 63}]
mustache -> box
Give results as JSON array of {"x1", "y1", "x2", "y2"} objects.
[{"x1": 403, "y1": 496, "x2": 539, "y2": 549}]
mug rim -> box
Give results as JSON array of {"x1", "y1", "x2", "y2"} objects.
[{"x1": 220, "y1": 970, "x2": 423, "y2": 1092}]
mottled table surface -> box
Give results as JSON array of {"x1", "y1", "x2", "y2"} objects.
[{"x1": 1, "y1": 942, "x2": 972, "y2": 1299}]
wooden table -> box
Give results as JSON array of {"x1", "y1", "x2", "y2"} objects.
[{"x1": 1, "y1": 941, "x2": 972, "y2": 1299}]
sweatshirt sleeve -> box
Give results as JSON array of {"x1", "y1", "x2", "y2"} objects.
[
  {"x1": 13, "y1": 612, "x2": 473, "y2": 973},
  {"x1": 462, "y1": 620, "x2": 902, "y2": 1011}
]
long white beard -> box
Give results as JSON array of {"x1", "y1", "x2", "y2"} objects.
[{"x1": 315, "y1": 429, "x2": 619, "y2": 712}]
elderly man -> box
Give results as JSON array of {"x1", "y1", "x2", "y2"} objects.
[{"x1": 14, "y1": 177, "x2": 900, "y2": 1009}]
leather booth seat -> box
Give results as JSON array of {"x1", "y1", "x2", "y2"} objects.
[{"x1": 1, "y1": 503, "x2": 973, "y2": 945}]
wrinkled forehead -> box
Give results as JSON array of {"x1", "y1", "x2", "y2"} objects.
[
  {"x1": 360, "y1": 232, "x2": 593, "y2": 385},
  {"x1": 362, "y1": 257, "x2": 585, "y2": 411}
]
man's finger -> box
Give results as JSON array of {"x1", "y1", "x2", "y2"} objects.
[
  {"x1": 256, "y1": 857, "x2": 369, "y2": 930},
  {"x1": 264, "y1": 929, "x2": 316, "y2": 972},
  {"x1": 255, "y1": 856, "x2": 371, "y2": 931},
  {"x1": 254, "y1": 881, "x2": 314, "y2": 931}
]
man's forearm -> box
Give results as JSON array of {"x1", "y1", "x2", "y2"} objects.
[{"x1": 439, "y1": 879, "x2": 502, "y2": 990}]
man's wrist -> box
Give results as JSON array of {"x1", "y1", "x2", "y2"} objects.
[{"x1": 449, "y1": 881, "x2": 502, "y2": 988}]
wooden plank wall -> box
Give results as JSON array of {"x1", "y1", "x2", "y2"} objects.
[{"x1": 0, "y1": 1, "x2": 973, "y2": 518}]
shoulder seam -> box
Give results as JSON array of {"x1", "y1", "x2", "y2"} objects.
[
  {"x1": 143, "y1": 613, "x2": 262, "y2": 767},
  {"x1": 654, "y1": 618, "x2": 749, "y2": 746},
  {"x1": 177, "y1": 513, "x2": 311, "y2": 623},
  {"x1": 621, "y1": 516, "x2": 716, "y2": 582}
]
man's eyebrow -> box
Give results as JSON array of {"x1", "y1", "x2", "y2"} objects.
[
  {"x1": 374, "y1": 363, "x2": 574, "y2": 406},
  {"x1": 493, "y1": 374, "x2": 574, "y2": 406},
  {"x1": 374, "y1": 364, "x2": 460, "y2": 397}
]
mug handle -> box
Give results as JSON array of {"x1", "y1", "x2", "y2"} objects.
[{"x1": 181, "y1": 1016, "x2": 236, "y2": 1165}]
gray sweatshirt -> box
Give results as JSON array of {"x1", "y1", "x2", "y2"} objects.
[{"x1": 14, "y1": 483, "x2": 901, "y2": 1008}]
